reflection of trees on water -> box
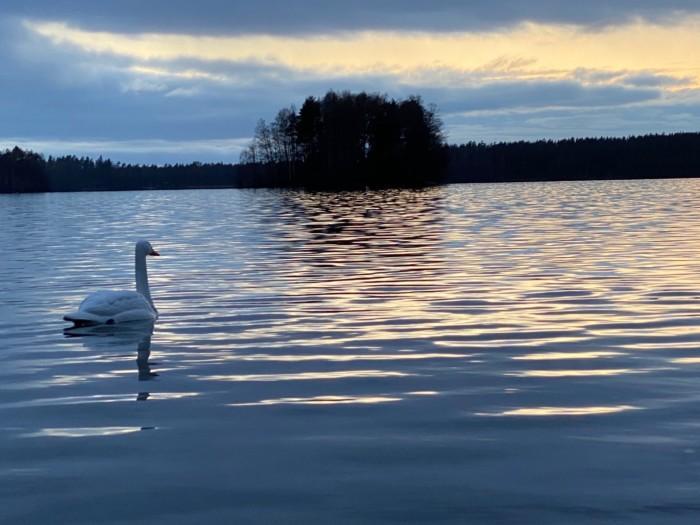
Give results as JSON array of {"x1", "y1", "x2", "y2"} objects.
[
  {"x1": 265, "y1": 188, "x2": 451, "y2": 329},
  {"x1": 276, "y1": 188, "x2": 446, "y2": 262},
  {"x1": 64, "y1": 321, "x2": 159, "y2": 400}
]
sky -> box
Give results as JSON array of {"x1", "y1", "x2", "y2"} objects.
[{"x1": 1, "y1": 1, "x2": 699, "y2": 164}]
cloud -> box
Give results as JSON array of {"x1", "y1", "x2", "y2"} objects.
[
  {"x1": 3, "y1": 1, "x2": 700, "y2": 34},
  {"x1": 164, "y1": 87, "x2": 201, "y2": 98},
  {"x1": 429, "y1": 82, "x2": 661, "y2": 114},
  {"x1": 25, "y1": 18, "x2": 700, "y2": 87},
  {"x1": 619, "y1": 73, "x2": 693, "y2": 88}
]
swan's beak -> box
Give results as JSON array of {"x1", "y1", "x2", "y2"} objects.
[{"x1": 149, "y1": 249, "x2": 160, "y2": 256}]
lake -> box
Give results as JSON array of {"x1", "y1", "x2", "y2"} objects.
[{"x1": 2, "y1": 180, "x2": 700, "y2": 524}]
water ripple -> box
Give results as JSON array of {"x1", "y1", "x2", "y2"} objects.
[{"x1": 3, "y1": 181, "x2": 700, "y2": 522}]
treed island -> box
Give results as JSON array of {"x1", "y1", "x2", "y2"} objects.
[{"x1": 2, "y1": 91, "x2": 700, "y2": 193}]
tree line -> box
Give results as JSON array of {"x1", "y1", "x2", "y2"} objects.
[
  {"x1": 445, "y1": 133, "x2": 700, "y2": 183},
  {"x1": 0, "y1": 147, "x2": 283, "y2": 193},
  {"x1": 1, "y1": 90, "x2": 700, "y2": 193}
]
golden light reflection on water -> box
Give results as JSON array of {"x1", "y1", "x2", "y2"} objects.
[
  {"x1": 213, "y1": 352, "x2": 470, "y2": 362},
  {"x1": 194, "y1": 370, "x2": 413, "y2": 382},
  {"x1": 230, "y1": 395, "x2": 403, "y2": 407},
  {"x1": 621, "y1": 342, "x2": 700, "y2": 351},
  {"x1": 0, "y1": 392, "x2": 198, "y2": 409},
  {"x1": 671, "y1": 358, "x2": 700, "y2": 364},
  {"x1": 406, "y1": 391, "x2": 440, "y2": 396},
  {"x1": 513, "y1": 352, "x2": 626, "y2": 361},
  {"x1": 506, "y1": 369, "x2": 644, "y2": 378},
  {"x1": 478, "y1": 405, "x2": 640, "y2": 417},
  {"x1": 433, "y1": 334, "x2": 590, "y2": 348},
  {"x1": 23, "y1": 427, "x2": 151, "y2": 438}
]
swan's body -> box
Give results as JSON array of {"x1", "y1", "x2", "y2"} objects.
[
  {"x1": 64, "y1": 240, "x2": 160, "y2": 326},
  {"x1": 68, "y1": 290, "x2": 156, "y2": 325}
]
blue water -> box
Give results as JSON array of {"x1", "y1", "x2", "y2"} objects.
[{"x1": 2, "y1": 180, "x2": 700, "y2": 523}]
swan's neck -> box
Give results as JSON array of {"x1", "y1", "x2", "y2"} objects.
[{"x1": 135, "y1": 253, "x2": 155, "y2": 309}]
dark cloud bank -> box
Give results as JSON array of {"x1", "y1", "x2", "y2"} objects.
[{"x1": 4, "y1": 0, "x2": 699, "y2": 34}]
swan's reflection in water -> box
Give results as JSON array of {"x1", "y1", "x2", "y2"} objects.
[
  {"x1": 135, "y1": 334, "x2": 159, "y2": 382},
  {"x1": 63, "y1": 321, "x2": 158, "y2": 400}
]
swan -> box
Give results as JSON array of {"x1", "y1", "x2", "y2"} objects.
[{"x1": 64, "y1": 240, "x2": 160, "y2": 326}]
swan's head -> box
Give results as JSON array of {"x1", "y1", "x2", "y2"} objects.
[{"x1": 136, "y1": 240, "x2": 160, "y2": 257}]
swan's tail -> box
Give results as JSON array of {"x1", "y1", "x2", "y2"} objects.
[{"x1": 63, "y1": 311, "x2": 107, "y2": 327}]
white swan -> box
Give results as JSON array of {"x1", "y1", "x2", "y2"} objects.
[{"x1": 64, "y1": 240, "x2": 160, "y2": 326}]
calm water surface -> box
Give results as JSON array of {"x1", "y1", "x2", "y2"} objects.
[{"x1": 2, "y1": 180, "x2": 700, "y2": 523}]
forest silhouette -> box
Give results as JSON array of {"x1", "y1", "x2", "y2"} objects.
[
  {"x1": 239, "y1": 91, "x2": 445, "y2": 188},
  {"x1": 2, "y1": 91, "x2": 700, "y2": 193}
]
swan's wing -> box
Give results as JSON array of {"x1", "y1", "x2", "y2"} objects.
[
  {"x1": 63, "y1": 310, "x2": 107, "y2": 326},
  {"x1": 113, "y1": 308, "x2": 158, "y2": 323},
  {"x1": 79, "y1": 291, "x2": 154, "y2": 317}
]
